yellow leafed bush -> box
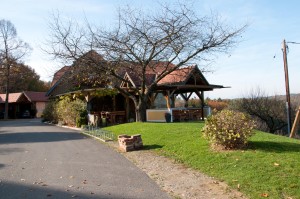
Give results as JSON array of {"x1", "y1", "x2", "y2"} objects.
[{"x1": 202, "y1": 109, "x2": 256, "y2": 149}]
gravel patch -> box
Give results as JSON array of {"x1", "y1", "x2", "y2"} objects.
[{"x1": 108, "y1": 141, "x2": 247, "y2": 199}]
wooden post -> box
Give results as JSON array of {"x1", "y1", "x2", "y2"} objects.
[
  {"x1": 164, "y1": 91, "x2": 171, "y2": 109},
  {"x1": 282, "y1": 39, "x2": 292, "y2": 136},
  {"x1": 148, "y1": 93, "x2": 158, "y2": 108},
  {"x1": 84, "y1": 93, "x2": 93, "y2": 114},
  {"x1": 290, "y1": 107, "x2": 300, "y2": 138},
  {"x1": 170, "y1": 94, "x2": 176, "y2": 108},
  {"x1": 201, "y1": 91, "x2": 204, "y2": 121},
  {"x1": 125, "y1": 96, "x2": 130, "y2": 122},
  {"x1": 194, "y1": 90, "x2": 205, "y2": 120},
  {"x1": 113, "y1": 95, "x2": 116, "y2": 111}
]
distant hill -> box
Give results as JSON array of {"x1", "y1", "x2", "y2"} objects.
[{"x1": 274, "y1": 93, "x2": 300, "y2": 108}]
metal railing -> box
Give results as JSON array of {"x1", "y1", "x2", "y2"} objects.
[{"x1": 82, "y1": 125, "x2": 116, "y2": 141}]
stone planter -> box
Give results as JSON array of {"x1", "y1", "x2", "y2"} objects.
[{"x1": 118, "y1": 134, "x2": 143, "y2": 152}]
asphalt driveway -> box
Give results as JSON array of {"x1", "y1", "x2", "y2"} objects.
[{"x1": 0, "y1": 119, "x2": 170, "y2": 199}]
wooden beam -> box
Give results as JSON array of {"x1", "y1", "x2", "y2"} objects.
[
  {"x1": 186, "y1": 92, "x2": 193, "y2": 101},
  {"x1": 194, "y1": 90, "x2": 205, "y2": 120},
  {"x1": 85, "y1": 93, "x2": 90, "y2": 102},
  {"x1": 164, "y1": 91, "x2": 171, "y2": 109},
  {"x1": 148, "y1": 92, "x2": 159, "y2": 108},
  {"x1": 113, "y1": 95, "x2": 116, "y2": 111},
  {"x1": 170, "y1": 94, "x2": 175, "y2": 108},
  {"x1": 180, "y1": 93, "x2": 188, "y2": 101},
  {"x1": 125, "y1": 96, "x2": 130, "y2": 122},
  {"x1": 290, "y1": 106, "x2": 300, "y2": 138},
  {"x1": 201, "y1": 91, "x2": 204, "y2": 121},
  {"x1": 194, "y1": 91, "x2": 201, "y2": 99}
]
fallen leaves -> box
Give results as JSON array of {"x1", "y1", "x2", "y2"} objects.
[
  {"x1": 261, "y1": 193, "x2": 269, "y2": 197},
  {"x1": 273, "y1": 162, "x2": 280, "y2": 166}
]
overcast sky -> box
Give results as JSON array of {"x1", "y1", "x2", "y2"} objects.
[{"x1": 1, "y1": 0, "x2": 300, "y2": 99}]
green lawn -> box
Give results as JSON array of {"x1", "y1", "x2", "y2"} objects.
[{"x1": 105, "y1": 122, "x2": 300, "y2": 199}]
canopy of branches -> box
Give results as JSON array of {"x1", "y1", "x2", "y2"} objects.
[{"x1": 0, "y1": 62, "x2": 50, "y2": 93}]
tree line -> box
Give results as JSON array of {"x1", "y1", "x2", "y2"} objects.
[
  {"x1": 0, "y1": 19, "x2": 50, "y2": 119},
  {"x1": 182, "y1": 89, "x2": 299, "y2": 135}
]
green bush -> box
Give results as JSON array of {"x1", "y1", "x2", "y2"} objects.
[
  {"x1": 202, "y1": 109, "x2": 256, "y2": 149},
  {"x1": 76, "y1": 109, "x2": 88, "y2": 128},
  {"x1": 42, "y1": 99, "x2": 58, "y2": 123},
  {"x1": 56, "y1": 96, "x2": 87, "y2": 127},
  {"x1": 42, "y1": 96, "x2": 87, "y2": 127}
]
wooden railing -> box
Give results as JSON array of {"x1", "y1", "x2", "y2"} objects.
[
  {"x1": 172, "y1": 108, "x2": 202, "y2": 122},
  {"x1": 89, "y1": 111, "x2": 126, "y2": 126}
]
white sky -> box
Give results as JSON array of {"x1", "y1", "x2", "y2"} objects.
[{"x1": 1, "y1": 0, "x2": 300, "y2": 99}]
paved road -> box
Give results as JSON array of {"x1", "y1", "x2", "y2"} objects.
[{"x1": 0, "y1": 119, "x2": 170, "y2": 199}]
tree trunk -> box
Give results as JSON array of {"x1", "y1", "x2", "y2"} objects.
[
  {"x1": 135, "y1": 96, "x2": 148, "y2": 122},
  {"x1": 4, "y1": 63, "x2": 10, "y2": 120}
]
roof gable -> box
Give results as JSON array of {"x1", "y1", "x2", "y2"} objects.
[
  {"x1": 158, "y1": 66, "x2": 209, "y2": 86},
  {"x1": 0, "y1": 93, "x2": 23, "y2": 103},
  {"x1": 24, "y1": 91, "x2": 48, "y2": 102},
  {"x1": 120, "y1": 72, "x2": 136, "y2": 88},
  {"x1": 0, "y1": 92, "x2": 48, "y2": 103},
  {"x1": 51, "y1": 66, "x2": 71, "y2": 87}
]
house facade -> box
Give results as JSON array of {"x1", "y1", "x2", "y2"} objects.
[
  {"x1": 46, "y1": 51, "x2": 225, "y2": 124},
  {"x1": 0, "y1": 91, "x2": 48, "y2": 119}
]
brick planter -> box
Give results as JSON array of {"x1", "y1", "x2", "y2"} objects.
[{"x1": 118, "y1": 134, "x2": 143, "y2": 152}]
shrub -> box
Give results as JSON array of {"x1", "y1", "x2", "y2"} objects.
[
  {"x1": 43, "y1": 96, "x2": 87, "y2": 127},
  {"x1": 202, "y1": 109, "x2": 256, "y2": 149},
  {"x1": 56, "y1": 96, "x2": 87, "y2": 127},
  {"x1": 76, "y1": 109, "x2": 88, "y2": 128},
  {"x1": 42, "y1": 99, "x2": 58, "y2": 123}
]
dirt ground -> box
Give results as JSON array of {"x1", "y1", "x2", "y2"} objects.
[{"x1": 108, "y1": 142, "x2": 247, "y2": 199}]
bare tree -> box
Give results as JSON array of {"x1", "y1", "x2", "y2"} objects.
[
  {"x1": 46, "y1": 4, "x2": 247, "y2": 121},
  {"x1": 230, "y1": 88, "x2": 294, "y2": 134},
  {"x1": 0, "y1": 19, "x2": 31, "y2": 119}
]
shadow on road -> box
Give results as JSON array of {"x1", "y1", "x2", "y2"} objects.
[
  {"x1": 0, "y1": 147, "x2": 24, "y2": 154},
  {"x1": 0, "y1": 118, "x2": 86, "y2": 145},
  {"x1": 0, "y1": 181, "x2": 128, "y2": 199},
  {"x1": 0, "y1": 132, "x2": 85, "y2": 144},
  {"x1": 0, "y1": 119, "x2": 45, "y2": 128}
]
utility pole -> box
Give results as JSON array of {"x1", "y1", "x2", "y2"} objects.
[{"x1": 282, "y1": 39, "x2": 292, "y2": 136}]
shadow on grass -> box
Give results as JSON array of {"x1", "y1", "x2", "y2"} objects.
[
  {"x1": 142, "y1": 144, "x2": 163, "y2": 150},
  {"x1": 248, "y1": 141, "x2": 300, "y2": 153}
]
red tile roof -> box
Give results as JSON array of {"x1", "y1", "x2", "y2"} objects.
[
  {"x1": 24, "y1": 91, "x2": 48, "y2": 102},
  {"x1": 0, "y1": 92, "x2": 48, "y2": 103},
  {"x1": 158, "y1": 66, "x2": 194, "y2": 85},
  {"x1": 0, "y1": 93, "x2": 23, "y2": 103},
  {"x1": 145, "y1": 61, "x2": 176, "y2": 74},
  {"x1": 51, "y1": 66, "x2": 71, "y2": 87}
]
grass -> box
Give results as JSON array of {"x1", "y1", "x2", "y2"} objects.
[{"x1": 105, "y1": 122, "x2": 300, "y2": 199}]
